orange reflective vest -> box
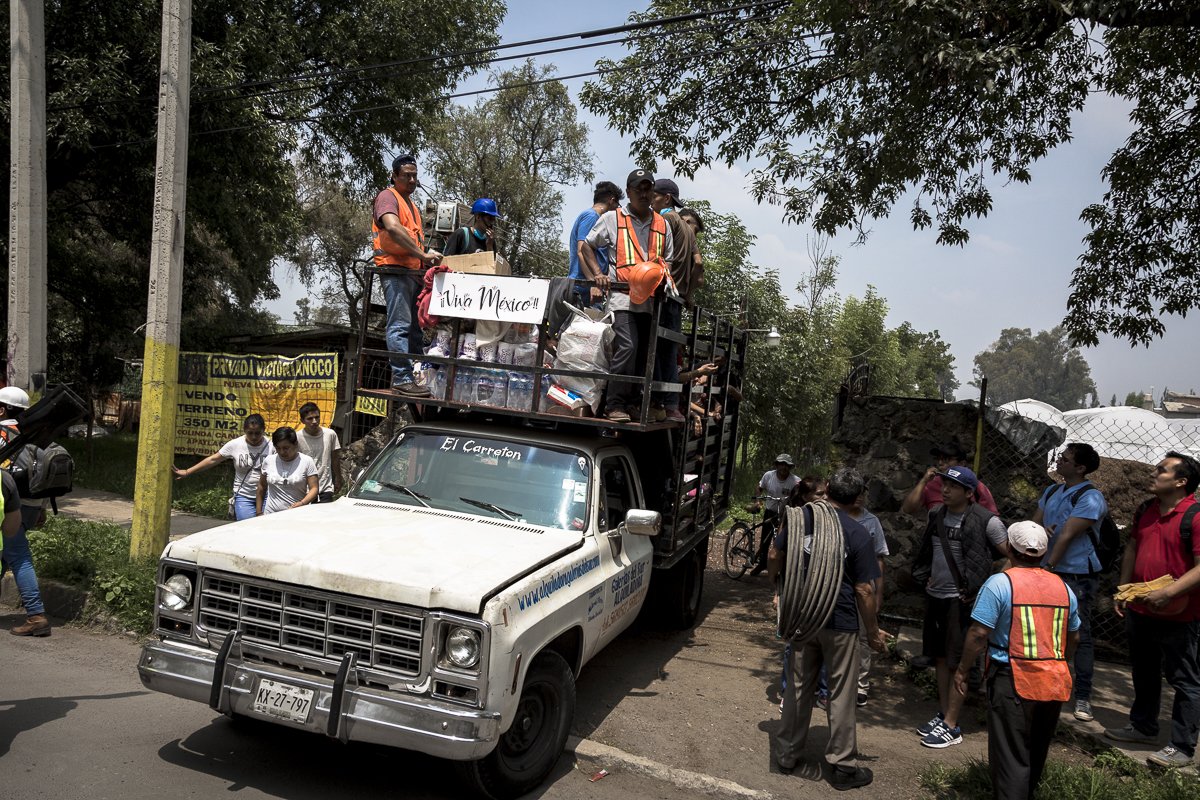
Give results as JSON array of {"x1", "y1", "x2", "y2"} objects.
[
  {"x1": 1004, "y1": 567, "x2": 1073, "y2": 702},
  {"x1": 372, "y1": 187, "x2": 424, "y2": 269},
  {"x1": 613, "y1": 209, "x2": 671, "y2": 304}
]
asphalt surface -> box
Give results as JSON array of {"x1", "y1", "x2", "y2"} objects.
[{"x1": 0, "y1": 528, "x2": 1169, "y2": 800}]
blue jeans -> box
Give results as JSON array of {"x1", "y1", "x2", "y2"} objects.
[
  {"x1": 1058, "y1": 573, "x2": 1096, "y2": 701},
  {"x1": 1127, "y1": 613, "x2": 1200, "y2": 756},
  {"x1": 382, "y1": 271, "x2": 424, "y2": 385},
  {"x1": 233, "y1": 494, "x2": 257, "y2": 521},
  {"x1": 1, "y1": 506, "x2": 46, "y2": 615}
]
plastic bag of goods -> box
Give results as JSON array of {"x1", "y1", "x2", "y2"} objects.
[{"x1": 552, "y1": 304, "x2": 614, "y2": 412}]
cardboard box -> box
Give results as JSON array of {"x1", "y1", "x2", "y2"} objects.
[{"x1": 442, "y1": 251, "x2": 511, "y2": 276}]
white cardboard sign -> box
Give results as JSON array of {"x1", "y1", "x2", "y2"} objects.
[{"x1": 430, "y1": 272, "x2": 551, "y2": 324}]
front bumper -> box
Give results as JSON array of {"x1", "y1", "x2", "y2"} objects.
[{"x1": 138, "y1": 636, "x2": 502, "y2": 760}]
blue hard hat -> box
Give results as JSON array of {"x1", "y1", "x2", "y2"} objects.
[{"x1": 471, "y1": 198, "x2": 503, "y2": 219}]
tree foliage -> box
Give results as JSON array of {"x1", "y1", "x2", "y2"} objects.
[
  {"x1": 690, "y1": 210, "x2": 957, "y2": 470},
  {"x1": 1123, "y1": 390, "x2": 1144, "y2": 407},
  {"x1": 0, "y1": 0, "x2": 503, "y2": 386},
  {"x1": 972, "y1": 326, "x2": 1097, "y2": 409},
  {"x1": 581, "y1": 1, "x2": 1200, "y2": 346},
  {"x1": 424, "y1": 62, "x2": 594, "y2": 277}
]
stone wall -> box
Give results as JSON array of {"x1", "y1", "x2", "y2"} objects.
[{"x1": 832, "y1": 395, "x2": 1062, "y2": 620}]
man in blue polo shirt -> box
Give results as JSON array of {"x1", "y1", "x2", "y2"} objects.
[
  {"x1": 567, "y1": 181, "x2": 623, "y2": 308},
  {"x1": 1033, "y1": 442, "x2": 1106, "y2": 723}
]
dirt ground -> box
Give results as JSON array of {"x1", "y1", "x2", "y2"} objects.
[{"x1": 573, "y1": 546, "x2": 1023, "y2": 799}]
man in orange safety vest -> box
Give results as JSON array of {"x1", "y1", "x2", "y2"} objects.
[
  {"x1": 949, "y1": 520, "x2": 1080, "y2": 800},
  {"x1": 580, "y1": 169, "x2": 674, "y2": 423}
]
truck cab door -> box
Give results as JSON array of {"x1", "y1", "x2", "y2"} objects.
[{"x1": 587, "y1": 453, "x2": 655, "y2": 656}]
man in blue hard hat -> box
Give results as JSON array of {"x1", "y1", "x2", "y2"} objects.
[{"x1": 444, "y1": 198, "x2": 502, "y2": 256}]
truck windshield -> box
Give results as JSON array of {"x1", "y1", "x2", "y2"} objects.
[{"x1": 350, "y1": 432, "x2": 592, "y2": 531}]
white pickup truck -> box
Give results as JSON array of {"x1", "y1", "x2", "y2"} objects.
[{"x1": 138, "y1": 419, "x2": 712, "y2": 798}]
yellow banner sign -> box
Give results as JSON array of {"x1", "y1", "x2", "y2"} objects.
[
  {"x1": 174, "y1": 352, "x2": 339, "y2": 455},
  {"x1": 354, "y1": 394, "x2": 389, "y2": 418}
]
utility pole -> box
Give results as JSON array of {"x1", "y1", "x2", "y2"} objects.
[
  {"x1": 7, "y1": 0, "x2": 47, "y2": 395},
  {"x1": 131, "y1": 0, "x2": 191, "y2": 560}
]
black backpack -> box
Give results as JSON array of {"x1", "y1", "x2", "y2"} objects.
[
  {"x1": 12, "y1": 442, "x2": 75, "y2": 509},
  {"x1": 1045, "y1": 483, "x2": 1122, "y2": 572}
]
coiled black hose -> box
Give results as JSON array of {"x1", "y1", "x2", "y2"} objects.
[{"x1": 776, "y1": 500, "x2": 845, "y2": 645}]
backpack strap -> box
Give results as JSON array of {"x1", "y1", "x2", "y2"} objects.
[{"x1": 1181, "y1": 503, "x2": 1199, "y2": 563}]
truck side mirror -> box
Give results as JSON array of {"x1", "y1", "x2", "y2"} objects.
[{"x1": 623, "y1": 509, "x2": 661, "y2": 537}]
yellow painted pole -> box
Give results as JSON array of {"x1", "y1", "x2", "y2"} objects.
[{"x1": 131, "y1": 0, "x2": 191, "y2": 561}]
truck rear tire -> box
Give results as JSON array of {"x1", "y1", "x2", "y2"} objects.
[
  {"x1": 656, "y1": 546, "x2": 705, "y2": 630},
  {"x1": 460, "y1": 650, "x2": 575, "y2": 799}
]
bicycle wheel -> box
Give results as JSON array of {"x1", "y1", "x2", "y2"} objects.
[{"x1": 724, "y1": 522, "x2": 754, "y2": 580}]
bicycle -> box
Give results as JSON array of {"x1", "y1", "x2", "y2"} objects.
[{"x1": 723, "y1": 495, "x2": 782, "y2": 580}]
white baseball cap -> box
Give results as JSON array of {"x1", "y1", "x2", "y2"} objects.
[{"x1": 1007, "y1": 520, "x2": 1049, "y2": 557}]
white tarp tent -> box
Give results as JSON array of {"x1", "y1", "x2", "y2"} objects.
[{"x1": 997, "y1": 400, "x2": 1200, "y2": 465}]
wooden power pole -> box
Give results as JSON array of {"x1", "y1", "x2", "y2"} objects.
[{"x1": 131, "y1": 0, "x2": 192, "y2": 560}]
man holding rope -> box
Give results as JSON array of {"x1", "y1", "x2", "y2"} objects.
[{"x1": 768, "y1": 468, "x2": 887, "y2": 790}]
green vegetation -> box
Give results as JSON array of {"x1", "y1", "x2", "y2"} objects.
[
  {"x1": 920, "y1": 750, "x2": 1199, "y2": 800},
  {"x1": 61, "y1": 434, "x2": 232, "y2": 519},
  {"x1": 27, "y1": 516, "x2": 157, "y2": 634},
  {"x1": 586, "y1": 2, "x2": 1200, "y2": 346}
]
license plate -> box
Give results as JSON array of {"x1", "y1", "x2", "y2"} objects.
[{"x1": 251, "y1": 679, "x2": 315, "y2": 723}]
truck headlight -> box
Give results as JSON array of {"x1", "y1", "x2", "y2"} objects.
[
  {"x1": 446, "y1": 626, "x2": 480, "y2": 669},
  {"x1": 158, "y1": 574, "x2": 193, "y2": 612}
]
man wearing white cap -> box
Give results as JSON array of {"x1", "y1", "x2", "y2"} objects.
[
  {"x1": 950, "y1": 521, "x2": 1080, "y2": 800},
  {"x1": 750, "y1": 454, "x2": 799, "y2": 575}
]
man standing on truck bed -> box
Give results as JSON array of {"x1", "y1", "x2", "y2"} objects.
[
  {"x1": 649, "y1": 177, "x2": 696, "y2": 423},
  {"x1": 568, "y1": 181, "x2": 623, "y2": 309},
  {"x1": 372, "y1": 154, "x2": 442, "y2": 398},
  {"x1": 581, "y1": 169, "x2": 674, "y2": 423}
]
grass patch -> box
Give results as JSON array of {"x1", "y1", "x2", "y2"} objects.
[
  {"x1": 920, "y1": 751, "x2": 1199, "y2": 800},
  {"x1": 27, "y1": 515, "x2": 157, "y2": 633},
  {"x1": 61, "y1": 433, "x2": 233, "y2": 519}
]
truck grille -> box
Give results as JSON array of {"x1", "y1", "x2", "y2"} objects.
[{"x1": 198, "y1": 573, "x2": 424, "y2": 675}]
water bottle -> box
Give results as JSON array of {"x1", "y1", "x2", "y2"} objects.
[
  {"x1": 477, "y1": 369, "x2": 508, "y2": 408},
  {"x1": 453, "y1": 367, "x2": 477, "y2": 404},
  {"x1": 507, "y1": 373, "x2": 533, "y2": 411},
  {"x1": 430, "y1": 368, "x2": 446, "y2": 400}
]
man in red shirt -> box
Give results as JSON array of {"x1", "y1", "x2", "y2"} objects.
[
  {"x1": 901, "y1": 442, "x2": 999, "y2": 516},
  {"x1": 1105, "y1": 451, "x2": 1200, "y2": 768}
]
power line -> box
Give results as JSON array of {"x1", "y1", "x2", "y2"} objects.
[
  {"x1": 48, "y1": 1, "x2": 786, "y2": 114},
  {"x1": 95, "y1": 32, "x2": 798, "y2": 151}
]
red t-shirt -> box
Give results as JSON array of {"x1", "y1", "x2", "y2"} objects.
[
  {"x1": 920, "y1": 475, "x2": 999, "y2": 515},
  {"x1": 1131, "y1": 495, "x2": 1200, "y2": 620}
]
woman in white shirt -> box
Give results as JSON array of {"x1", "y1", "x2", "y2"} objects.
[
  {"x1": 172, "y1": 414, "x2": 272, "y2": 521},
  {"x1": 256, "y1": 427, "x2": 319, "y2": 515}
]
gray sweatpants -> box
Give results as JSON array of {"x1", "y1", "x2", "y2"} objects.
[{"x1": 777, "y1": 628, "x2": 860, "y2": 770}]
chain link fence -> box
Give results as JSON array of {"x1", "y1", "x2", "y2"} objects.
[{"x1": 980, "y1": 394, "x2": 1200, "y2": 664}]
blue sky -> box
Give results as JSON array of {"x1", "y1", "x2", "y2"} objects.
[{"x1": 266, "y1": 2, "x2": 1200, "y2": 406}]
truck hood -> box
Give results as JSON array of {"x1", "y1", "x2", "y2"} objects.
[{"x1": 163, "y1": 499, "x2": 584, "y2": 613}]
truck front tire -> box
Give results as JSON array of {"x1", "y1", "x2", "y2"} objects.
[{"x1": 461, "y1": 650, "x2": 575, "y2": 799}]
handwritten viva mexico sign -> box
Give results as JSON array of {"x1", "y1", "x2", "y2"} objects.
[{"x1": 430, "y1": 273, "x2": 551, "y2": 324}]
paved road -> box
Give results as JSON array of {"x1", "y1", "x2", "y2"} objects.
[
  {"x1": 0, "y1": 556, "x2": 1152, "y2": 799},
  {"x1": 0, "y1": 612, "x2": 706, "y2": 800}
]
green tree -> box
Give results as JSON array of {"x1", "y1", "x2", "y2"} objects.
[
  {"x1": 581, "y1": 1, "x2": 1200, "y2": 346},
  {"x1": 289, "y1": 167, "x2": 372, "y2": 328},
  {"x1": 1123, "y1": 390, "x2": 1144, "y2": 407},
  {"x1": 972, "y1": 326, "x2": 1097, "y2": 409},
  {"x1": 0, "y1": 0, "x2": 503, "y2": 386},
  {"x1": 424, "y1": 62, "x2": 594, "y2": 276},
  {"x1": 691, "y1": 214, "x2": 955, "y2": 470}
]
